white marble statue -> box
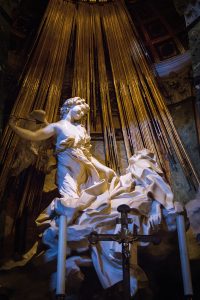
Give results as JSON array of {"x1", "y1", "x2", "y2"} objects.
[{"x1": 9, "y1": 96, "x2": 178, "y2": 295}]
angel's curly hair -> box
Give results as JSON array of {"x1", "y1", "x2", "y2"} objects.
[{"x1": 60, "y1": 97, "x2": 89, "y2": 119}]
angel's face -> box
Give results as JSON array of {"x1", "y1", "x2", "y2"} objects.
[{"x1": 70, "y1": 105, "x2": 85, "y2": 121}]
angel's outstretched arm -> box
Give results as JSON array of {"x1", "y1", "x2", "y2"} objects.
[
  {"x1": 90, "y1": 156, "x2": 116, "y2": 182},
  {"x1": 9, "y1": 118, "x2": 56, "y2": 141}
]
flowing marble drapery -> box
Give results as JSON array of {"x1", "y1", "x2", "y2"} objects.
[{"x1": 37, "y1": 149, "x2": 177, "y2": 295}]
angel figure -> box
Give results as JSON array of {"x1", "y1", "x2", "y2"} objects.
[{"x1": 9, "y1": 97, "x2": 116, "y2": 214}]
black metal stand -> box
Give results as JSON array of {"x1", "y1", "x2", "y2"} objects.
[
  {"x1": 88, "y1": 204, "x2": 161, "y2": 300},
  {"x1": 119, "y1": 204, "x2": 131, "y2": 300}
]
